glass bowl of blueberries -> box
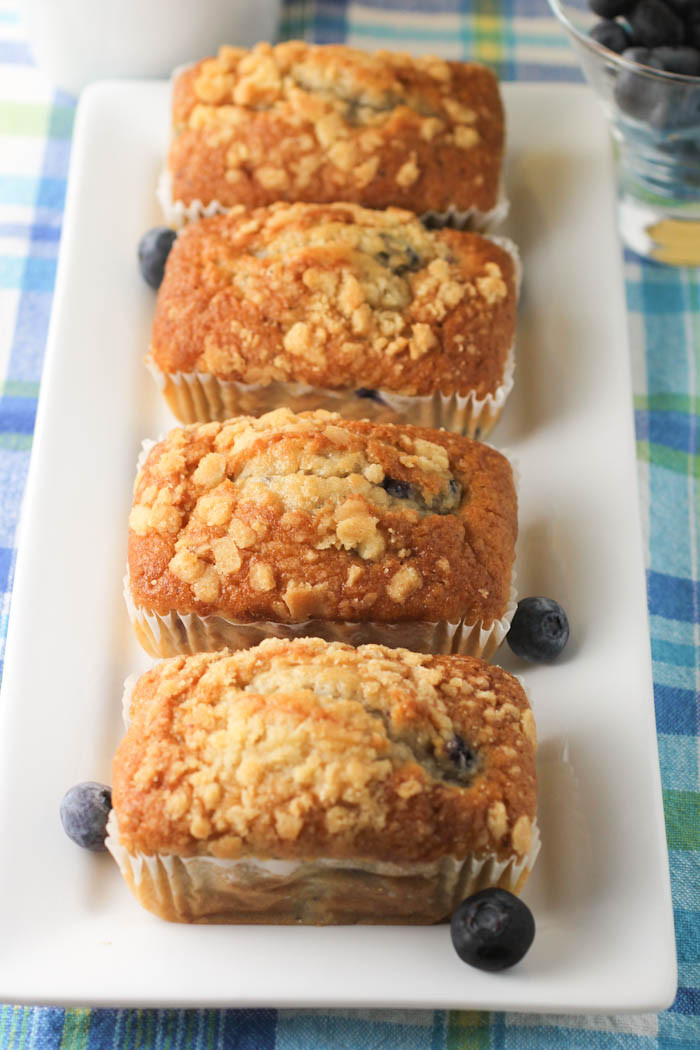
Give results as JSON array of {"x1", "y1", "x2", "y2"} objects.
[{"x1": 546, "y1": 0, "x2": 700, "y2": 265}]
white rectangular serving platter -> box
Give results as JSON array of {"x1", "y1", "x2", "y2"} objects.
[{"x1": 0, "y1": 82, "x2": 676, "y2": 1012}]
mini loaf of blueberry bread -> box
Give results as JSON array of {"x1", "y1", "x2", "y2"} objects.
[
  {"x1": 107, "y1": 637, "x2": 539, "y2": 924},
  {"x1": 159, "y1": 41, "x2": 506, "y2": 228},
  {"x1": 148, "y1": 202, "x2": 519, "y2": 436},
  {"x1": 126, "y1": 408, "x2": 517, "y2": 660}
]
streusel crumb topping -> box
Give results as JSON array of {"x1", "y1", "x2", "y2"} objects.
[
  {"x1": 127, "y1": 410, "x2": 517, "y2": 626},
  {"x1": 113, "y1": 637, "x2": 536, "y2": 863},
  {"x1": 168, "y1": 42, "x2": 504, "y2": 214},
  {"x1": 150, "y1": 203, "x2": 516, "y2": 397}
]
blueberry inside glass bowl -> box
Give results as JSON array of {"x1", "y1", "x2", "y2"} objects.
[{"x1": 546, "y1": 0, "x2": 700, "y2": 265}]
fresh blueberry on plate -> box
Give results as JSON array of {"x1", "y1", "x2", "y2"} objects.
[
  {"x1": 60, "y1": 781, "x2": 112, "y2": 852},
  {"x1": 451, "y1": 888, "x2": 535, "y2": 971},
  {"x1": 138, "y1": 227, "x2": 177, "y2": 289},
  {"x1": 507, "y1": 596, "x2": 570, "y2": 663}
]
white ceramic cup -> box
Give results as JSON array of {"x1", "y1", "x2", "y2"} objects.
[{"x1": 21, "y1": 0, "x2": 282, "y2": 96}]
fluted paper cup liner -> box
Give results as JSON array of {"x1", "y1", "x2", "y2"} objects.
[
  {"x1": 420, "y1": 189, "x2": 510, "y2": 232},
  {"x1": 120, "y1": 672, "x2": 141, "y2": 727},
  {"x1": 124, "y1": 570, "x2": 517, "y2": 662},
  {"x1": 147, "y1": 348, "x2": 515, "y2": 436},
  {"x1": 106, "y1": 810, "x2": 539, "y2": 924},
  {"x1": 157, "y1": 165, "x2": 509, "y2": 233}
]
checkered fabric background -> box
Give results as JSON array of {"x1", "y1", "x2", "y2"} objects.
[{"x1": 0, "y1": 0, "x2": 698, "y2": 1046}]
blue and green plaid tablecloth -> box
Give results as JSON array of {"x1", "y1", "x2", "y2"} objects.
[{"x1": 1, "y1": 0, "x2": 698, "y2": 1046}]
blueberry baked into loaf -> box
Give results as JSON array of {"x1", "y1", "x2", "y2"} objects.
[
  {"x1": 148, "y1": 202, "x2": 519, "y2": 435},
  {"x1": 107, "y1": 638, "x2": 539, "y2": 924},
  {"x1": 159, "y1": 41, "x2": 506, "y2": 227},
  {"x1": 126, "y1": 409, "x2": 517, "y2": 659}
]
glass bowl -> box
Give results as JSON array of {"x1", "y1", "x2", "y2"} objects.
[{"x1": 546, "y1": 0, "x2": 700, "y2": 266}]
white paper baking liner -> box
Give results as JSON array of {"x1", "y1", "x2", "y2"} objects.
[
  {"x1": 156, "y1": 165, "x2": 509, "y2": 233},
  {"x1": 106, "y1": 810, "x2": 540, "y2": 924},
  {"x1": 157, "y1": 167, "x2": 223, "y2": 227},
  {"x1": 120, "y1": 671, "x2": 141, "y2": 727},
  {"x1": 124, "y1": 568, "x2": 517, "y2": 661},
  {"x1": 146, "y1": 348, "x2": 515, "y2": 435},
  {"x1": 420, "y1": 188, "x2": 510, "y2": 232}
]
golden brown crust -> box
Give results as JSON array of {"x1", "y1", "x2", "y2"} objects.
[
  {"x1": 150, "y1": 203, "x2": 516, "y2": 399},
  {"x1": 168, "y1": 42, "x2": 503, "y2": 214},
  {"x1": 127, "y1": 408, "x2": 517, "y2": 626},
  {"x1": 112, "y1": 638, "x2": 537, "y2": 864}
]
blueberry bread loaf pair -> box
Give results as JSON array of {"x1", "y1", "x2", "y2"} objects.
[
  {"x1": 148, "y1": 202, "x2": 519, "y2": 435},
  {"x1": 107, "y1": 638, "x2": 539, "y2": 924},
  {"x1": 160, "y1": 41, "x2": 506, "y2": 229},
  {"x1": 126, "y1": 409, "x2": 518, "y2": 661}
]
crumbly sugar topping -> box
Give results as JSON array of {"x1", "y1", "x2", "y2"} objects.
[
  {"x1": 151, "y1": 203, "x2": 516, "y2": 397},
  {"x1": 187, "y1": 42, "x2": 483, "y2": 158},
  {"x1": 113, "y1": 637, "x2": 536, "y2": 863},
  {"x1": 169, "y1": 43, "x2": 504, "y2": 214},
  {"x1": 127, "y1": 409, "x2": 517, "y2": 626}
]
